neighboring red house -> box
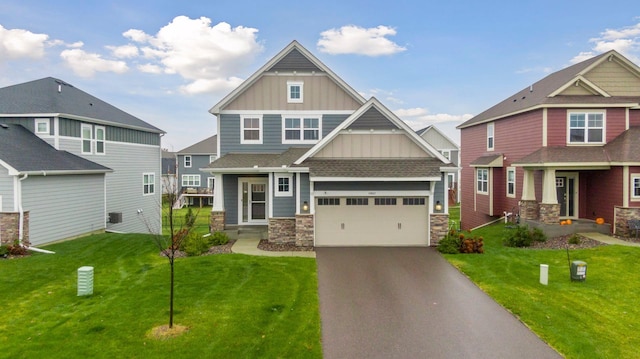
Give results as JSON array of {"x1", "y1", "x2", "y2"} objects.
[{"x1": 457, "y1": 50, "x2": 640, "y2": 237}]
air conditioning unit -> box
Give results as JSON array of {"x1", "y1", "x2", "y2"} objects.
[{"x1": 108, "y1": 212, "x2": 123, "y2": 224}]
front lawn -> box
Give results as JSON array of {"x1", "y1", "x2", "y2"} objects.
[
  {"x1": 443, "y1": 222, "x2": 640, "y2": 358},
  {"x1": 162, "y1": 205, "x2": 212, "y2": 235},
  {"x1": 0, "y1": 234, "x2": 321, "y2": 358}
]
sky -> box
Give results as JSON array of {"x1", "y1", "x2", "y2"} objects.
[{"x1": 1, "y1": 1, "x2": 640, "y2": 151}]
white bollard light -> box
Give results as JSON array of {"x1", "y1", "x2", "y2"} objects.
[
  {"x1": 78, "y1": 266, "x2": 94, "y2": 296},
  {"x1": 540, "y1": 264, "x2": 549, "y2": 285}
]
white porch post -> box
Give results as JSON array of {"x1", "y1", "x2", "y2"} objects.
[
  {"x1": 541, "y1": 168, "x2": 557, "y2": 204},
  {"x1": 295, "y1": 172, "x2": 301, "y2": 214},
  {"x1": 212, "y1": 173, "x2": 224, "y2": 211},
  {"x1": 521, "y1": 169, "x2": 536, "y2": 201}
]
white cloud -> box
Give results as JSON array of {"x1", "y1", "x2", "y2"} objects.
[
  {"x1": 60, "y1": 48, "x2": 129, "y2": 77},
  {"x1": 0, "y1": 24, "x2": 49, "y2": 59},
  {"x1": 318, "y1": 25, "x2": 406, "y2": 56},
  {"x1": 122, "y1": 16, "x2": 262, "y2": 94},
  {"x1": 394, "y1": 106, "x2": 473, "y2": 130},
  {"x1": 107, "y1": 44, "x2": 139, "y2": 58},
  {"x1": 571, "y1": 21, "x2": 640, "y2": 63},
  {"x1": 138, "y1": 63, "x2": 163, "y2": 74}
]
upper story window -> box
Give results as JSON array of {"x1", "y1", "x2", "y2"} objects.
[
  {"x1": 506, "y1": 167, "x2": 516, "y2": 197},
  {"x1": 487, "y1": 122, "x2": 495, "y2": 151},
  {"x1": 81, "y1": 123, "x2": 106, "y2": 155},
  {"x1": 182, "y1": 174, "x2": 201, "y2": 187},
  {"x1": 81, "y1": 124, "x2": 93, "y2": 154},
  {"x1": 568, "y1": 111, "x2": 604, "y2": 144},
  {"x1": 283, "y1": 116, "x2": 321, "y2": 143},
  {"x1": 241, "y1": 115, "x2": 262, "y2": 144},
  {"x1": 184, "y1": 155, "x2": 192, "y2": 168},
  {"x1": 287, "y1": 81, "x2": 303, "y2": 103},
  {"x1": 143, "y1": 173, "x2": 155, "y2": 195},
  {"x1": 632, "y1": 175, "x2": 640, "y2": 200},
  {"x1": 35, "y1": 119, "x2": 50, "y2": 135},
  {"x1": 209, "y1": 155, "x2": 217, "y2": 163},
  {"x1": 477, "y1": 168, "x2": 489, "y2": 194},
  {"x1": 441, "y1": 150, "x2": 450, "y2": 160},
  {"x1": 95, "y1": 126, "x2": 105, "y2": 154},
  {"x1": 275, "y1": 174, "x2": 293, "y2": 197}
]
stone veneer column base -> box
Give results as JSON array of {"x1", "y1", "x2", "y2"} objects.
[
  {"x1": 614, "y1": 206, "x2": 640, "y2": 237},
  {"x1": 519, "y1": 200, "x2": 539, "y2": 221},
  {"x1": 430, "y1": 213, "x2": 449, "y2": 247},
  {"x1": 209, "y1": 210, "x2": 226, "y2": 233},
  {"x1": 295, "y1": 214, "x2": 314, "y2": 247},
  {"x1": 268, "y1": 218, "x2": 296, "y2": 243},
  {"x1": 0, "y1": 211, "x2": 30, "y2": 247},
  {"x1": 538, "y1": 203, "x2": 560, "y2": 224}
]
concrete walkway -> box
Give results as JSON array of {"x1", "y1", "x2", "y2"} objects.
[
  {"x1": 231, "y1": 237, "x2": 316, "y2": 258},
  {"x1": 579, "y1": 232, "x2": 640, "y2": 247}
]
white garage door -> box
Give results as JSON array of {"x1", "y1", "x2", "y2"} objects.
[{"x1": 315, "y1": 197, "x2": 429, "y2": 246}]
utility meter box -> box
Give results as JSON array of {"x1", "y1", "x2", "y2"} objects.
[
  {"x1": 570, "y1": 261, "x2": 587, "y2": 282},
  {"x1": 78, "y1": 266, "x2": 94, "y2": 296}
]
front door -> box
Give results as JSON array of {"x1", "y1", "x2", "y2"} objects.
[
  {"x1": 239, "y1": 178, "x2": 268, "y2": 224},
  {"x1": 556, "y1": 173, "x2": 578, "y2": 218}
]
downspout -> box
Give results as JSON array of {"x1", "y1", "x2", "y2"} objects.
[{"x1": 17, "y1": 173, "x2": 55, "y2": 254}]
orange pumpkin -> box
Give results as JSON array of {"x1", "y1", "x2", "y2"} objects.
[
  {"x1": 566, "y1": 219, "x2": 572, "y2": 225},
  {"x1": 596, "y1": 217, "x2": 605, "y2": 225},
  {"x1": 560, "y1": 220, "x2": 567, "y2": 225}
]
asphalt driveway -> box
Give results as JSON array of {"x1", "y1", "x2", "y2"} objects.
[{"x1": 316, "y1": 247, "x2": 561, "y2": 359}]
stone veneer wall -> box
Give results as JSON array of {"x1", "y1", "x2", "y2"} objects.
[
  {"x1": 210, "y1": 210, "x2": 226, "y2": 232},
  {"x1": 538, "y1": 203, "x2": 560, "y2": 224},
  {"x1": 429, "y1": 213, "x2": 449, "y2": 247},
  {"x1": 0, "y1": 211, "x2": 29, "y2": 247},
  {"x1": 519, "y1": 200, "x2": 539, "y2": 221},
  {"x1": 268, "y1": 218, "x2": 296, "y2": 243},
  {"x1": 295, "y1": 214, "x2": 314, "y2": 247},
  {"x1": 614, "y1": 206, "x2": 640, "y2": 237}
]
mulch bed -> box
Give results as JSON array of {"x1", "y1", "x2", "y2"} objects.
[
  {"x1": 257, "y1": 239, "x2": 315, "y2": 252},
  {"x1": 160, "y1": 239, "x2": 236, "y2": 258}
]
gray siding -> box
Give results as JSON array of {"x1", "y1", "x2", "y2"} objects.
[
  {"x1": 0, "y1": 167, "x2": 14, "y2": 211},
  {"x1": 272, "y1": 174, "x2": 296, "y2": 217},
  {"x1": 300, "y1": 173, "x2": 310, "y2": 208},
  {"x1": 59, "y1": 118, "x2": 160, "y2": 146},
  {"x1": 178, "y1": 154, "x2": 214, "y2": 191},
  {"x1": 0, "y1": 117, "x2": 37, "y2": 132},
  {"x1": 22, "y1": 174, "x2": 105, "y2": 245},
  {"x1": 434, "y1": 174, "x2": 446, "y2": 207},
  {"x1": 347, "y1": 108, "x2": 399, "y2": 130},
  {"x1": 268, "y1": 49, "x2": 322, "y2": 72},
  {"x1": 314, "y1": 181, "x2": 430, "y2": 191},
  {"x1": 58, "y1": 137, "x2": 162, "y2": 234},
  {"x1": 223, "y1": 174, "x2": 239, "y2": 225}
]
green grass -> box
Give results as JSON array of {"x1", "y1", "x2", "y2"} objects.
[
  {"x1": 162, "y1": 205, "x2": 212, "y2": 235},
  {"x1": 442, "y1": 222, "x2": 640, "y2": 358},
  {"x1": 0, "y1": 234, "x2": 321, "y2": 358}
]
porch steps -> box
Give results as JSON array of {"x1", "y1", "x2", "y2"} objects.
[{"x1": 172, "y1": 194, "x2": 185, "y2": 209}]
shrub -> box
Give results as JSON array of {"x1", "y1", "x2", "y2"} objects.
[
  {"x1": 184, "y1": 207, "x2": 196, "y2": 227},
  {"x1": 208, "y1": 231, "x2": 230, "y2": 246},
  {"x1": 0, "y1": 245, "x2": 8, "y2": 257},
  {"x1": 568, "y1": 234, "x2": 581, "y2": 245},
  {"x1": 438, "y1": 228, "x2": 484, "y2": 254},
  {"x1": 181, "y1": 232, "x2": 210, "y2": 256},
  {"x1": 503, "y1": 225, "x2": 547, "y2": 247}
]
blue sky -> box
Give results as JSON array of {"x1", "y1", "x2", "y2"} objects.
[{"x1": 1, "y1": 1, "x2": 639, "y2": 150}]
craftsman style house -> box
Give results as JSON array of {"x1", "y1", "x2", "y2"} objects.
[
  {"x1": 204, "y1": 41, "x2": 454, "y2": 246},
  {"x1": 0, "y1": 78, "x2": 163, "y2": 246},
  {"x1": 457, "y1": 50, "x2": 640, "y2": 236},
  {"x1": 176, "y1": 135, "x2": 217, "y2": 207}
]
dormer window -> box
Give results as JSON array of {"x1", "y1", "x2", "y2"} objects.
[{"x1": 287, "y1": 81, "x2": 303, "y2": 103}]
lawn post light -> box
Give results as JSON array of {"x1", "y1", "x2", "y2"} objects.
[
  {"x1": 77, "y1": 266, "x2": 94, "y2": 296},
  {"x1": 540, "y1": 264, "x2": 549, "y2": 285}
]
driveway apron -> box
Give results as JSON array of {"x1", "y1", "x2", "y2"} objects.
[{"x1": 316, "y1": 247, "x2": 561, "y2": 359}]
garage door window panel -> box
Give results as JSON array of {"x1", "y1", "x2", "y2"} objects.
[
  {"x1": 403, "y1": 198, "x2": 425, "y2": 205},
  {"x1": 346, "y1": 198, "x2": 368, "y2": 205},
  {"x1": 375, "y1": 198, "x2": 397, "y2": 205},
  {"x1": 318, "y1": 198, "x2": 340, "y2": 206}
]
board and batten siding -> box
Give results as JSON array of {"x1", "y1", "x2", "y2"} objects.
[
  {"x1": 313, "y1": 133, "x2": 429, "y2": 159},
  {"x1": 223, "y1": 75, "x2": 362, "y2": 112},
  {"x1": 0, "y1": 167, "x2": 14, "y2": 211},
  {"x1": 22, "y1": 174, "x2": 105, "y2": 245},
  {"x1": 272, "y1": 174, "x2": 296, "y2": 217},
  {"x1": 57, "y1": 137, "x2": 162, "y2": 234}
]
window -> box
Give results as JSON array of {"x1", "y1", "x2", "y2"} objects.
[
  {"x1": 143, "y1": 173, "x2": 155, "y2": 195},
  {"x1": 283, "y1": 116, "x2": 321, "y2": 143},
  {"x1": 487, "y1": 123, "x2": 494, "y2": 150},
  {"x1": 374, "y1": 198, "x2": 397, "y2": 205},
  {"x1": 403, "y1": 198, "x2": 425, "y2": 205},
  {"x1": 506, "y1": 167, "x2": 516, "y2": 197},
  {"x1": 207, "y1": 177, "x2": 215, "y2": 191},
  {"x1": 182, "y1": 174, "x2": 201, "y2": 187},
  {"x1": 287, "y1": 81, "x2": 303, "y2": 103},
  {"x1": 346, "y1": 198, "x2": 369, "y2": 206},
  {"x1": 275, "y1": 174, "x2": 293, "y2": 197},
  {"x1": 477, "y1": 168, "x2": 488, "y2": 194},
  {"x1": 209, "y1": 155, "x2": 217, "y2": 163},
  {"x1": 81, "y1": 124, "x2": 92, "y2": 154},
  {"x1": 184, "y1": 155, "x2": 192, "y2": 168},
  {"x1": 317, "y1": 198, "x2": 340, "y2": 206},
  {"x1": 441, "y1": 150, "x2": 450, "y2": 160},
  {"x1": 568, "y1": 111, "x2": 604, "y2": 144},
  {"x1": 95, "y1": 126, "x2": 105, "y2": 154},
  {"x1": 241, "y1": 116, "x2": 262, "y2": 144},
  {"x1": 632, "y1": 175, "x2": 640, "y2": 200},
  {"x1": 35, "y1": 119, "x2": 49, "y2": 134}
]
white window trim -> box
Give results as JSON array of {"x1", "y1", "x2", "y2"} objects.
[
  {"x1": 241, "y1": 115, "x2": 263, "y2": 144},
  {"x1": 209, "y1": 155, "x2": 217, "y2": 163},
  {"x1": 143, "y1": 173, "x2": 155, "y2": 196},
  {"x1": 81, "y1": 123, "x2": 93, "y2": 154},
  {"x1": 35, "y1": 118, "x2": 50, "y2": 135},
  {"x1": 274, "y1": 173, "x2": 293, "y2": 197},
  {"x1": 441, "y1": 150, "x2": 450, "y2": 160},
  {"x1": 282, "y1": 115, "x2": 322, "y2": 144},
  {"x1": 506, "y1": 167, "x2": 516, "y2": 198},
  {"x1": 567, "y1": 110, "x2": 606, "y2": 145},
  {"x1": 184, "y1": 155, "x2": 192, "y2": 168},
  {"x1": 632, "y1": 174, "x2": 640, "y2": 201},
  {"x1": 95, "y1": 126, "x2": 105, "y2": 155},
  {"x1": 182, "y1": 174, "x2": 201, "y2": 187},
  {"x1": 207, "y1": 177, "x2": 215, "y2": 191},
  {"x1": 477, "y1": 168, "x2": 489, "y2": 195},
  {"x1": 487, "y1": 122, "x2": 495, "y2": 151},
  {"x1": 287, "y1": 81, "x2": 304, "y2": 103}
]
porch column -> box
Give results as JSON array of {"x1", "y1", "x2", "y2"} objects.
[
  {"x1": 210, "y1": 173, "x2": 225, "y2": 232},
  {"x1": 539, "y1": 168, "x2": 560, "y2": 224},
  {"x1": 519, "y1": 169, "x2": 539, "y2": 221}
]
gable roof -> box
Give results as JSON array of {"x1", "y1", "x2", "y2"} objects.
[
  {"x1": 417, "y1": 125, "x2": 460, "y2": 149},
  {"x1": 0, "y1": 77, "x2": 163, "y2": 133},
  {"x1": 0, "y1": 124, "x2": 111, "y2": 175},
  {"x1": 295, "y1": 97, "x2": 450, "y2": 164},
  {"x1": 458, "y1": 50, "x2": 640, "y2": 128},
  {"x1": 177, "y1": 135, "x2": 217, "y2": 155},
  {"x1": 209, "y1": 41, "x2": 366, "y2": 114}
]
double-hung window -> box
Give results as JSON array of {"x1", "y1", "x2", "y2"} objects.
[
  {"x1": 275, "y1": 174, "x2": 293, "y2": 197},
  {"x1": 81, "y1": 124, "x2": 93, "y2": 154},
  {"x1": 241, "y1": 116, "x2": 262, "y2": 144},
  {"x1": 487, "y1": 123, "x2": 494, "y2": 150},
  {"x1": 95, "y1": 126, "x2": 105, "y2": 154},
  {"x1": 184, "y1": 155, "x2": 192, "y2": 168},
  {"x1": 632, "y1": 175, "x2": 640, "y2": 200},
  {"x1": 283, "y1": 115, "x2": 320, "y2": 143},
  {"x1": 568, "y1": 111, "x2": 604, "y2": 144},
  {"x1": 287, "y1": 81, "x2": 303, "y2": 103},
  {"x1": 143, "y1": 173, "x2": 155, "y2": 195},
  {"x1": 477, "y1": 168, "x2": 489, "y2": 194},
  {"x1": 506, "y1": 167, "x2": 516, "y2": 197},
  {"x1": 182, "y1": 175, "x2": 201, "y2": 187}
]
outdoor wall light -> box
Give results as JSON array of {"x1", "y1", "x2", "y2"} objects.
[
  {"x1": 435, "y1": 201, "x2": 442, "y2": 212},
  {"x1": 302, "y1": 201, "x2": 309, "y2": 212}
]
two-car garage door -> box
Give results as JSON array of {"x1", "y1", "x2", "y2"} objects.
[{"x1": 315, "y1": 197, "x2": 429, "y2": 246}]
